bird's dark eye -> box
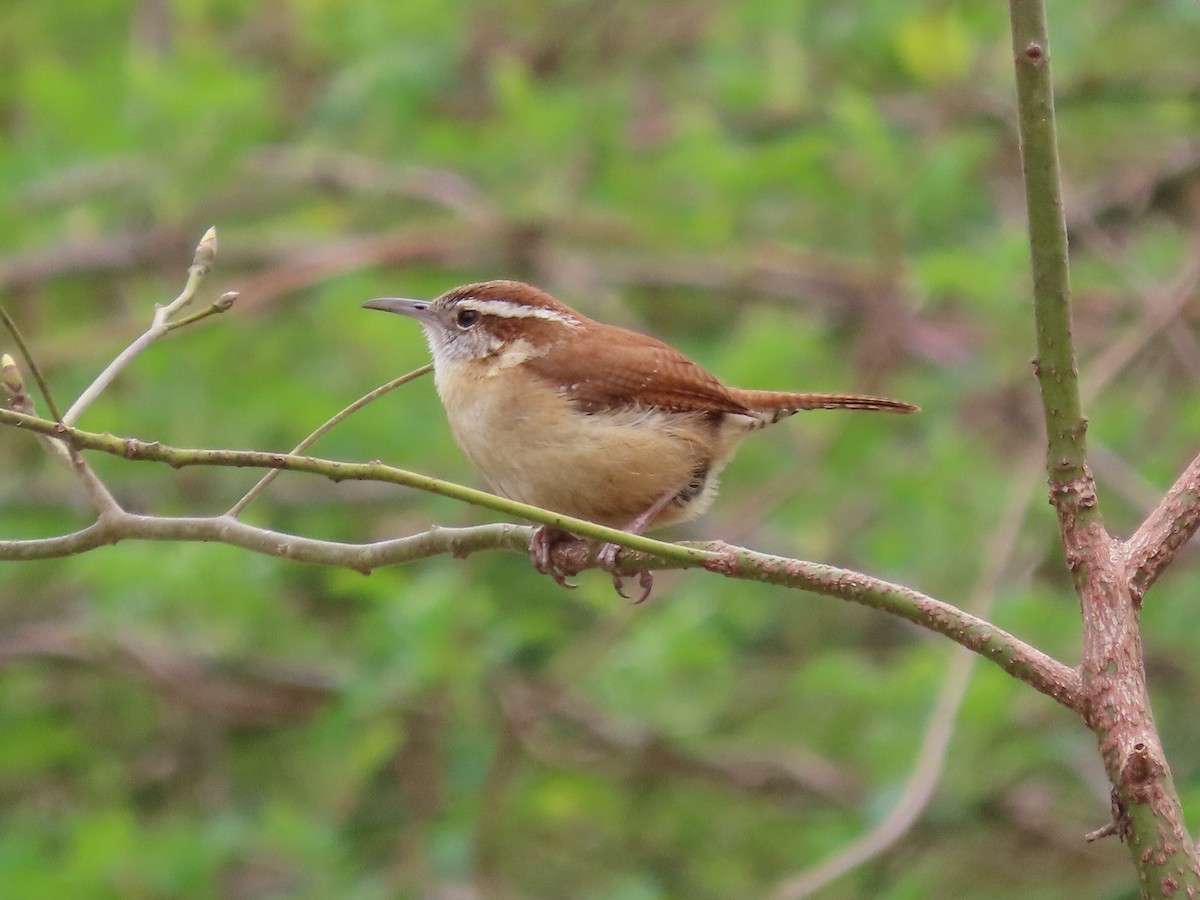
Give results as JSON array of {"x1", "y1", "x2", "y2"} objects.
[{"x1": 456, "y1": 308, "x2": 479, "y2": 329}]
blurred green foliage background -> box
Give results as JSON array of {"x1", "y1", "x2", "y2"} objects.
[{"x1": 2, "y1": 0, "x2": 1200, "y2": 897}]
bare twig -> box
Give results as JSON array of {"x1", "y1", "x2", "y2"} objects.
[
  {"x1": 62, "y1": 227, "x2": 219, "y2": 427},
  {"x1": 226, "y1": 363, "x2": 433, "y2": 518},
  {"x1": 1, "y1": 231, "x2": 226, "y2": 515},
  {"x1": 0, "y1": 350, "x2": 120, "y2": 515},
  {"x1": 0, "y1": 302, "x2": 64, "y2": 422},
  {"x1": 0, "y1": 406, "x2": 1081, "y2": 711},
  {"x1": 1126, "y1": 450, "x2": 1200, "y2": 603},
  {"x1": 0, "y1": 404, "x2": 711, "y2": 568},
  {"x1": 164, "y1": 290, "x2": 238, "y2": 332},
  {"x1": 0, "y1": 513, "x2": 532, "y2": 570}
]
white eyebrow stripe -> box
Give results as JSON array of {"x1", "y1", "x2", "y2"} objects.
[{"x1": 462, "y1": 299, "x2": 580, "y2": 325}]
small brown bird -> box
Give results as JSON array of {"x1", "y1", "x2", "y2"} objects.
[{"x1": 365, "y1": 280, "x2": 916, "y2": 599}]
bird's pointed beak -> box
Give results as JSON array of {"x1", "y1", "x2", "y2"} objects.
[{"x1": 362, "y1": 297, "x2": 434, "y2": 323}]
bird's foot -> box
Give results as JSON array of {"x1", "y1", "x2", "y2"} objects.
[
  {"x1": 530, "y1": 526, "x2": 655, "y2": 603},
  {"x1": 597, "y1": 541, "x2": 655, "y2": 604},
  {"x1": 529, "y1": 526, "x2": 577, "y2": 589}
]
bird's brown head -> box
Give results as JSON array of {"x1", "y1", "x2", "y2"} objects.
[{"x1": 363, "y1": 280, "x2": 581, "y2": 366}]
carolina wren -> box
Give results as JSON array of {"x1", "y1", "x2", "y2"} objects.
[{"x1": 364, "y1": 280, "x2": 916, "y2": 598}]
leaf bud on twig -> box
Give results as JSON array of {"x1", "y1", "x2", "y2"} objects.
[
  {"x1": 1, "y1": 352, "x2": 24, "y2": 396},
  {"x1": 192, "y1": 226, "x2": 219, "y2": 272}
]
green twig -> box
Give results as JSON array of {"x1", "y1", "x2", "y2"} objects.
[
  {"x1": 226, "y1": 362, "x2": 434, "y2": 517},
  {"x1": 1008, "y1": 1, "x2": 1094, "y2": 508},
  {"x1": 0, "y1": 404, "x2": 708, "y2": 567},
  {"x1": 0, "y1": 310, "x2": 121, "y2": 514},
  {"x1": 701, "y1": 542, "x2": 1080, "y2": 713},
  {"x1": 0, "y1": 405, "x2": 1083, "y2": 711},
  {"x1": 165, "y1": 290, "x2": 238, "y2": 332},
  {"x1": 0, "y1": 302, "x2": 64, "y2": 422}
]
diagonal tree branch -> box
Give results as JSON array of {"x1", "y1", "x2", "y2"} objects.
[
  {"x1": 226, "y1": 363, "x2": 433, "y2": 518},
  {"x1": 1, "y1": 352, "x2": 120, "y2": 515},
  {"x1": 0, "y1": 406, "x2": 1083, "y2": 714},
  {"x1": 703, "y1": 542, "x2": 1080, "y2": 713},
  {"x1": 1126, "y1": 450, "x2": 1200, "y2": 603}
]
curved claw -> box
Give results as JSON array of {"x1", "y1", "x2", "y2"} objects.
[
  {"x1": 529, "y1": 525, "x2": 577, "y2": 589},
  {"x1": 611, "y1": 572, "x2": 630, "y2": 600},
  {"x1": 598, "y1": 541, "x2": 655, "y2": 604},
  {"x1": 631, "y1": 570, "x2": 654, "y2": 605},
  {"x1": 549, "y1": 568, "x2": 578, "y2": 590}
]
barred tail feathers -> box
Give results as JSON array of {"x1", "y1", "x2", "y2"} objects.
[{"x1": 730, "y1": 389, "x2": 919, "y2": 425}]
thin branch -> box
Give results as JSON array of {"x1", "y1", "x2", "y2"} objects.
[
  {"x1": 1009, "y1": 3, "x2": 1095, "y2": 514},
  {"x1": 0, "y1": 302, "x2": 64, "y2": 421},
  {"x1": 226, "y1": 363, "x2": 433, "y2": 518},
  {"x1": 0, "y1": 407, "x2": 1081, "y2": 712},
  {"x1": 0, "y1": 513, "x2": 531, "y2": 569},
  {"x1": 700, "y1": 545, "x2": 1079, "y2": 713},
  {"x1": 4, "y1": 227, "x2": 230, "y2": 516},
  {"x1": 1, "y1": 353, "x2": 120, "y2": 515},
  {"x1": 164, "y1": 289, "x2": 238, "y2": 332},
  {"x1": 1126, "y1": 449, "x2": 1200, "y2": 603},
  {"x1": 0, "y1": 405, "x2": 710, "y2": 566},
  {"x1": 62, "y1": 227, "x2": 218, "y2": 427}
]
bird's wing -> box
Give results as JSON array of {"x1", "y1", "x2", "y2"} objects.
[{"x1": 524, "y1": 322, "x2": 752, "y2": 416}]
